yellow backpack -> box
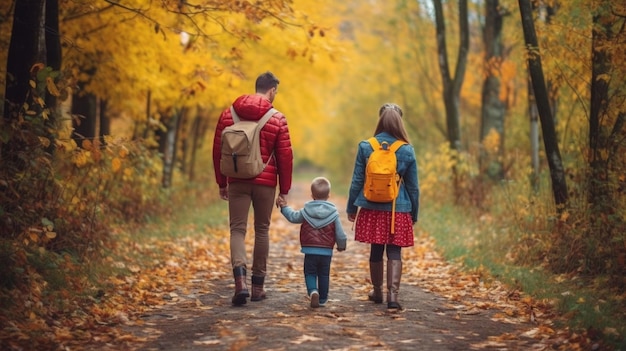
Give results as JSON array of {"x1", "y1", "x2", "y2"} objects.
[{"x1": 363, "y1": 137, "x2": 406, "y2": 233}]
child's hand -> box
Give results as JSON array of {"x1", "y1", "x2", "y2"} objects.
[{"x1": 275, "y1": 197, "x2": 287, "y2": 208}]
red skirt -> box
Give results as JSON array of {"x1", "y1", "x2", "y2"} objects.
[{"x1": 354, "y1": 209, "x2": 414, "y2": 247}]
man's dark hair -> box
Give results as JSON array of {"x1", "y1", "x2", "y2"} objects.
[{"x1": 255, "y1": 71, "x2": 280, "y2": 93}]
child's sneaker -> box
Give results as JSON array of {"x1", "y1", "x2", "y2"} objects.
[{"x1": 310, "y1": 290, "x2": 320, "y2": 308}]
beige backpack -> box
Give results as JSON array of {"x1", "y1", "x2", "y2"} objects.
[{"x1": 220, "y1": 107, "x2": 277, "y2": 179}]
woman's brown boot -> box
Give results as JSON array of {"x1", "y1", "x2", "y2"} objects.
[
  {"x1": 387, "y1": 260, "x2": 402, "y2": 310},
  {"x1": 368, "y1": 261, "x2": 384, "y2": 303}
]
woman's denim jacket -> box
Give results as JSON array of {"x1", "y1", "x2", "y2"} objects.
[{"x1": 347, "y1": 132, "x2": 420, "y2": 223}]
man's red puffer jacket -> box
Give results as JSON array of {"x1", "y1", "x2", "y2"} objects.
[{"x1": 212, "y1": 94, "x2": 293, "y2": 195}]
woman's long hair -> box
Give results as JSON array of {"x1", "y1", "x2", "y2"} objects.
[{"x1": 373, "y1": 103, "x2": 411, "y2": 143}]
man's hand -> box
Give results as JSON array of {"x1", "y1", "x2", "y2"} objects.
[{"x1": 219, "y1": 187, "x2": 228, "y2": 201}]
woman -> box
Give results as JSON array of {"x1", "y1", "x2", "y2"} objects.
[{"x1": 346, "y1": 103, "x2": 420, "y2": 310}]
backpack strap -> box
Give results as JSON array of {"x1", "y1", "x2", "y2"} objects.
[
  {"x1": 258, "y1": 108, "x2": 278, "y2": 128},
  {"x1": 230, "y1": 106, "x2": 277, "y2": 128},
  {"x1": 390, "y1": 140, "x2": 406, "y2": 152},
  {"x1": 230, "y1": 106, "x2": 240, "y2": 123},
  {"x1": 368, "y1": 137, "x2": 406, "y2": 152},
  {"x1": 390, "y1": 140, "x2": 406, "y2": 234},
  {"x1": 230, "y1": 106, "x2": 278, "y2": 167},
  {"x1": 258, "y1": 108, "x2": 278, "y2": 164},
  {"x1": 368, "y1": 137, "x2": 381, "y2": 150}
]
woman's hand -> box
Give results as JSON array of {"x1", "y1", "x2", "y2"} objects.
[{"x1": 347, "y1": 213, "x2": 357, "y2": 222}]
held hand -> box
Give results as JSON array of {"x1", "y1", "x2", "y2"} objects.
[
  {"x1": 219, "y1": 187, "x2": 228, "y2": 201},
  {"x1": 276, "y1": 194, "x2": 288, "y2": 208}
]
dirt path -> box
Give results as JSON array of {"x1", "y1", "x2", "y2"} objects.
[{"x1": 124, "y1": 181, "x2": 559, "y2": 350}]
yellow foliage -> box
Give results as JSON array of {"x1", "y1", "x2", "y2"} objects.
[
  {"x1": 418, "y1": 143, "x2": 457, "y2": 201},
  {"x1": 81, "y1": 139, "x2": 93, "y2": 151},
  {"x1": 46, "y1": 77, "x2": 60, "y2": 96},
  {"x1": 119, "y1": 146, "x2": 129, "y2": 158},
  {"x1": 72, "y1": 151, "x2": 89, "y2": 168},
  {"x1": 482, "y1": 129, "x2": 501, "y2": 155},
  {"x1": 38, "y1": 137, "x2": 51, "y2": 148},
  {"x1": 112, "y1": 157, "x2": 122, "y2": 173}
]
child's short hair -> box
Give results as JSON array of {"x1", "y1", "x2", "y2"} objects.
[{"x1": 311, "y1": 177, "x2": 331, "y2": 200}]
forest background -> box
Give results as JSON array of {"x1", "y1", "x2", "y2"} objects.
[{"x1": 0, "y1": 0, "x2": 625, "y2": 349}]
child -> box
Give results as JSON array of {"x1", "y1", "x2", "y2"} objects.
[{"x1": 276, "y1": 177, "x2": 347, "y2": 308}]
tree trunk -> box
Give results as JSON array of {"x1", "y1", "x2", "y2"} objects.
[
  {"x1": 433, "y1": 0, "x2": 469, "y2": 202},
  {"x1": 161, "y1": 107, "x2": 185, "y2": 189},
  {"x1": 480, "y1": 0, "x2": 507, "y2": 180},
  {"x1": 589, "y1": 1, "x2": 626, "y2": 219},
  {"x1": 528, "y1": 81, "x2": 540, "y2": 192},
  {"x1": 188, "y1": 113, "x2": 202, "y2": 182},
  {"x1": 527, "y1": 0, "x2": 558, "y2": 193},
  {"x1": 518, "y1": 0, "x2": 568, "y2": 209},
  {"x1": 3, "y1": 0, "x2": 46, "y2": 121},
  {"x1": 433, "y1": 0, "x2": 469, "y2": 152},
  {"x1": 180, "y1": 109, "x2": 190, "y2": 174},
  {"x1": 45, "y1": 0, "x2": 61, "y2": 113},
  {"x1": 140, "y1": 90, "x2": 151, "y2": 140},
  {"x1": 1, "y1": 0, "x2": 60, "y2": 237},
  {"x1": 72, "y1": 90, "x2": 97, "y2": 144},
  {"x1": 99, "y1": 99, "x2": 110, "y2": 142}
]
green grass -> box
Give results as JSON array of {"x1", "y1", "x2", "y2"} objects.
[{"x1": 419, "y1": 202, "x2": 626, "y2": 349}]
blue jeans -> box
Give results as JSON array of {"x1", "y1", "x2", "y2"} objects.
[{"x1": 303, "y1": 254, "x2": 332, "y2": 303}]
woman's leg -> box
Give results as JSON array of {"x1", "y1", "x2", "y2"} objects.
[
  {"x1": 368, "y1": 244, "x2": 385, "y2": 303},
  {"x1": 386, "y1": 244, "x2": 403, "y2": 309}
]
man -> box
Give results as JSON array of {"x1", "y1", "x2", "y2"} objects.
[{"x1": 212, "y1": 71, "x2": 293, "y2": 306}]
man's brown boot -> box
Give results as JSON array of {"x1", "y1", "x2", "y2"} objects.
[
  {"x1": 250, "y1": 275, "x2": 266, "y2": 301},
  {"x1": 232, "y1": 267, "x2": 249, "y2": 306},
  {"x1": 368, "y1": 261, "x2": 384, "y2": 303}
]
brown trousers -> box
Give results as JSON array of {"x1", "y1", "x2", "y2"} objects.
[{"x1": 228, "y1": 182, "x2": 276, "y2": 277}]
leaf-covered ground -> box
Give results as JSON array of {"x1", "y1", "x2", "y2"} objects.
[{"x1": 1, "y1": 181, "x2": 601, "y2": 350}]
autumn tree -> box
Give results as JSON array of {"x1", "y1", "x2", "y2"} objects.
[
  {"x1": 480, "y1": 0, "x2": 509, "y2": 180},
  {"x1": 0, "y1": 0, "x2": 344, "y2": 240},
  {"x1": 432, "y1": 0, "x2": 470, "y2": 203},
  {"x1": 434, "y1": 0, "x2": 469, "y2": 153},
  {"x1": 527, "y1": 0, "x2": 558, "y2": 192},
  {"x1": 518, "y1": 0, "x2": 568, "y2": 209},
  {"x1": 1, "y1": 0, "x2": 63, "y2": 237},
  {"x1": 396, "y1": 0, "x2": 447, "y2": 142},
  {"x1": 586, "y1": 0, "x2": 626, "y2": 275}
]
